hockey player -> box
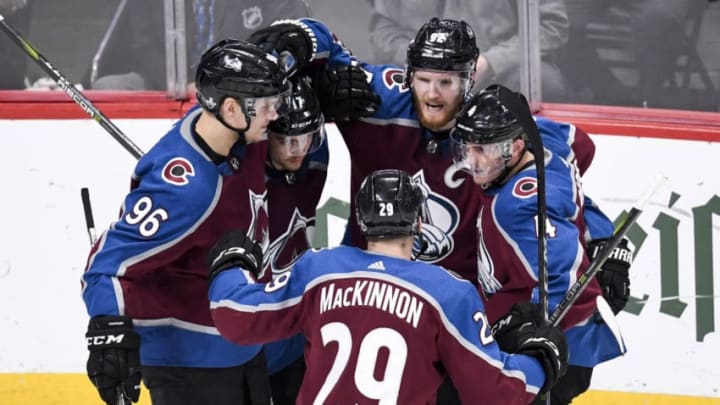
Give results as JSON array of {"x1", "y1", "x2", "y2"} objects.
[
  {"x1": 263, "y1": 74, "x2": 328, "y2": 404},
  {"x1": 207, "y1": 169, "x2": 569, "y2": 404},
  {"x1": 81, "y1": 39, "x2": 291, "y2": 405},
  {"x1": 248, "y1": 17, "x2": 631, "y2": 402},
  {"x1": 248, "y1": 17, "x2": 622, "y2": 282},
  {"x1": 449, "y1": 84, "x2": 627, "y2": 404},
  {"x1": 248, "y1": 17, "x2": 485, "y2": 282}
]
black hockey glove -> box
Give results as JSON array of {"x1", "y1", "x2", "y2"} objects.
[
  {"x1": 315, "y1": 64, "x2": 380, "y2": 122},
  {"x1": 588, "y1": 238, "x2": 633, "y2": 314},
  {"x1": 207, "y1": 229, "x2": 264, "y2": 280},
  {"x1": 248, "y1": 20, "x2": 315, "y2": 73},
  {"x1": 492, "y1": 302, "x2": 568, "y2": 394},
  {"x1": 86, "y1": 316, "x2": 141, "y2": 405}
]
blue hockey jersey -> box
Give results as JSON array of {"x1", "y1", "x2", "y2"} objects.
[{"x1": 82, "y1": 106, "x2": 269, "y2": 367}]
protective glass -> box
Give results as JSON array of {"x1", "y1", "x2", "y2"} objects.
[
  {"x1": 409, "y1": 69, "x2": 471, "y2": 97},
  {"x1": 450, "y1": 133, "x2": 513, "y2": 180}
]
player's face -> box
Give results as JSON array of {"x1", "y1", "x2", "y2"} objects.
[
  {"x1": 243, "y1": 93, "x2": 292, "y2": 143},
  {"x1": 268, "y1": 131, "x2": 315, "y2": 171},
  {"x1": 454, "y1": 138, "x2": 516, "y2": 186},
  {"x1": 410, "y1": 69, "x2": 467, "y2": 132}
]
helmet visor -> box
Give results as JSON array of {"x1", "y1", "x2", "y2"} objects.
[
  {"x1": 450, "y1": 133, "x2": 513, "y2": 182},
  {"x1": 244, "y1": 87, "x2": 292, "y2": 118},
  {"x1": 409, "y1": 69, "x2": 471, "y2": 98},
  {"x1": 269, "y1": 128, "x2": 323, "y2": 157}
]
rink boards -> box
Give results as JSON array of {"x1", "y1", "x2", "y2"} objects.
[{"x1": 0, "y1": 100, "x2": 718, "y2": 404}]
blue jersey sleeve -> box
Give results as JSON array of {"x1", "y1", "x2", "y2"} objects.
[
  {"x1": 82, "y1": 136, "x2": 220, "y2": 317},
  {"x1": 209, "y1": 251, "x2": 314, "y2": 344},
  {"x1": 437, "y1": 283, "x2": 546, "y2": 402}
]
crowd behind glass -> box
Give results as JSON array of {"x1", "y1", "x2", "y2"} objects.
[{"x1": 1, "y1": 0, "x2": 718, "y2": 112}]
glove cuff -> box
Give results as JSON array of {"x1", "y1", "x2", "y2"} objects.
[{"x1": 86, "y1": 316, "x2": 140, "y2": 351}]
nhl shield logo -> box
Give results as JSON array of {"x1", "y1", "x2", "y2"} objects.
[{"x1": 242, "y1": 7, "x2": 263, "y2": 30}]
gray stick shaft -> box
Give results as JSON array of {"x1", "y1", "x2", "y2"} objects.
[{"x1": 0, "y1": 13, "x2": 144, "y2": 160}]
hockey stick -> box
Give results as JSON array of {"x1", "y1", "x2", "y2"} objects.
[
  {"x1": 80, "y1": 188, "x2": 97, "y2": 245},
  {"x1": 0, "y1": 13, "x2": 144, "y2": 160},
  {"x1": 497, "y1": 86, "x2": 550, "y2": 322},
  {"x1": 80, "y1": 188, "x2": 132, "y2": 405},
  {"x1": 549, "y1": 174, "x2": 668, "y2": 326}
]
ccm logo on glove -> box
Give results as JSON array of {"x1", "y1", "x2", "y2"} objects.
[{"x1": 87, "y1": 333, "x2": 128, "y2": 346}]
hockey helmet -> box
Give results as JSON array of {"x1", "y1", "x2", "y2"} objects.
[
  {"x1": 450, "y1": 84, "x2": 538, "y2": 183},
  {"x1": 268, "y1": 74, "x2": 325, "y2": 156},
  {"x1": 356, "y1": 169, "x2": 426, "y2": 238},
  {"x1": 195, "y1": 38, "x2": 292, "y2": 129}
]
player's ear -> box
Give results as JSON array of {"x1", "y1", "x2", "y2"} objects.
[{"x1": 221, "y1": 97, "x2": 238, "y2": 115}]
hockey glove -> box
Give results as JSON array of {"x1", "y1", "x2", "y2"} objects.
[
  {"x1": 86, "y1": 316, "x2": 141, "y2": 405},
  {"x1": 247, "y1": 20, "x2": 315, "y2": 73},
  {"x1": 588, "y1": 238, "x2": 633, "y2": 314},
  {"x1": 492, "y1": 302, "x2": 568, "y2": 393},
  {"x1": 207, "y1": 229, "x2": 264, "y2": 280},
  {"x1": 315, "y1": 64, "x2": 380, "y2": 122}
]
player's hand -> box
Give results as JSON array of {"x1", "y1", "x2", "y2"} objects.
[
  {"x1": 207, "y1": 230, "x2": 264, "y2": 280},
  {"x1": 589, "y1": 238, "x2": 632, "y2": 314},
  {"x1": 86, "y1": 316, "x2": 141, "y2": 405},
  {"x1": 316, "y1": 63, "x2": 380, "y2": 122},
  {"x1": 248, "y1": 20, "x2": 315, "y2": 73},
  {"x1": 492, "y1": 302, "x2": 568, "y2": 393}
]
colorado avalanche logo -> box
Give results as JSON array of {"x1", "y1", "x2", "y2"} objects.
[
  {"x1": 411, "y1": 170, "x2": 460, "y2": 263},
  {"x1": 476, "y1": 207, "x2": 502, "y2": 295},
  {"x1": 513, "y1": 177, "x2": 537, "y2": 199},
  {"x1": 264, "y1": 208, "x2": 313, "y2": 275},
  {"x1": 161, "y1": 158, "x2": 195, "y2": 185},
  {"x1": 382, "y1": 67, "x2": 409, "y2": 92},
  {"x1": 247, "y1": 190, "x2": 270, "y2": 277}
]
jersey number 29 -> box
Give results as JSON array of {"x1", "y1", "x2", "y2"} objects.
[{"x1": 315, "y1": 322, "x2": 408, "y2": 404}]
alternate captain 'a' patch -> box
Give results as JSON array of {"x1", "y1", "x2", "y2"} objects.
[
  {"x1": 512, "y1": 177, "x2": 537, "y2": 199},
  {"x1": 162, "y1": 157, "x2": 195, "y2": 185}
]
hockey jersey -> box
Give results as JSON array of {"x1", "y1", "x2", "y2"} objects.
[
  {"x1": 299, "y1": 18, "x2": 614, "y2": 283},
  {"x1": 210, "y1": 245, "x2": 547, "y2": 404},
  {"x1": 82, "y1": 106, "x2": 268, "y2": 367},
  {"x1": 475, "y1": 148, "x2": 624, "y2": 367},
  {"x1": 264, "y1": 135, "x2": 329, "y2": 374}
]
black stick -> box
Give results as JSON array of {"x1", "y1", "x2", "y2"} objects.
[
  {"x1": 498, "y1": 86, "x2": 550, "y2": 322},
  {"x1": 549, "y1": 175, "x2": 668, "y2": 326},
  {"x1": 80, "y1": 187, "x2": 132, "y2": 405},
  {"x1": 0, "y1": 13, "x2": 144, "y2": 160},
  {"x1": 80, "y1": 188, "x2": 97, "y2": 245}
]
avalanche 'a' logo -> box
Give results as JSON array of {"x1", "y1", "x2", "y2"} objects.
[
  {"x1": 476, "y1": 206, "x2": 502, "y2": 295},
  {"x1": 162, "y1": 158, "x2": 194, "y2": 185},
  {"x1": 247, "y1": 190, "x2": 270, "y2": 278},
  {"x1": 264, "y1": 208, "x2": 313, "y2": 275},
  {"x1": 411, "y1": 170, "x2": 460, "y2": 263}
]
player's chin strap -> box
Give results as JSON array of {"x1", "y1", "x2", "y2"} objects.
[{"x1": 214, "y1": 109, "x2": 251, "y2": 144}]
